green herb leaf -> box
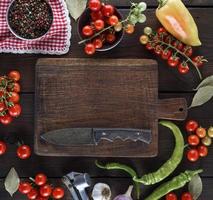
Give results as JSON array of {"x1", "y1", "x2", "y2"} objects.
[
  {"x1": 195, "y1": 75, "x2": 213, "y2": 90},
  {"x1": 4, "y1": 168, "x2": 20, "y2": 197},
  {"x1": 189, "y1": 86, "x2": 213, "y2": 108},
  {"x1": 188, "y1": 174, "x2": 203, "y2": 200},
  {"x1": 66, "y1": 0, "x2": 87, "y2": 20}
]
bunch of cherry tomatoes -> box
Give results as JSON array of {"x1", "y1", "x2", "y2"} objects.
[
  {"x1": 166, "y1": 192, "x2": 193, "y2": 200},
  {"x1": 0, "y1": 70, "x2": 22, "y2": 125},
  {"x1": 82, "y1": 0, "x2": 136, "y2": 55},
  {"x1": 185, "y1": 120, "x2": 213, "y2": 162},
  {"x1": 19, "y1": 173, "x2": 65, "y2": 200},
  {"x1": 0, "y1": 140, "x2": 31, "y2": 159},
  {"x1": 140, "y1": 27, "x2": 207, "y2": 75}
]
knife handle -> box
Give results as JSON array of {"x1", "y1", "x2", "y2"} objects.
[{"x1": 93, "y1": 128, "x2": 152, "y2": 145}]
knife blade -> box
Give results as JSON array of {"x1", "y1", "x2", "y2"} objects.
[{"x1": 40, "y1": 128, "x2": 152, "y2": 146}]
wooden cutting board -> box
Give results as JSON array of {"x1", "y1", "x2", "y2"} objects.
[{"x1": 34, "y1": 58, "x2": 187, "y2": 157}]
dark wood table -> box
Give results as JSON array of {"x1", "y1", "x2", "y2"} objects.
[{"x1": 0, "y1": 1, "x2": 212, "y2": 199}]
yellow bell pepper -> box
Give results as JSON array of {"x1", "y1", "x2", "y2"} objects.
[{"x1": 156, "y1": 0, "x2": 201, "y2": 46}]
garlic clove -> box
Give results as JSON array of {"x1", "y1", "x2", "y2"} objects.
[
  {"x1": 92, "y1": 183, "x2": 111, "y2": 200},
  {"x1": 113, "y1": 185, "x2": 133, "y2": 200}
]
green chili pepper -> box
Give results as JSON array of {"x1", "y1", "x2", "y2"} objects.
[
  {"x1": 144, "y1": 169, "x2": 203, "y2": 200},
  {"x1": 134, "y1": 120, "x2": 184, "y2": 185},
  {"x1": 95, "y1": 161, "x2": 141, "y2": 199}
]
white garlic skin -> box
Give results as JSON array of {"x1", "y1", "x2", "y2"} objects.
[{"x1": 92, "y1": 183, "x2": 112, "y2": 200}]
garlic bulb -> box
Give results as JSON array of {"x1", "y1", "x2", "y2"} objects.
[
  {"x1": 92, "y1": 183, "x2": 112, "y2": 200},
  {"x1": 113, "y1": 185, "x2": 133, "y2": 200}
]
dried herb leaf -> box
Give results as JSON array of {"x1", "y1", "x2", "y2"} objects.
[
  {"x1": 195, "y1": 75, "x2": 213, "y2": 90},
  {"x1": 4, "y1": 168, "x2": 20, "y2": 197},
  {"x1": 66, "y1": 0, "x2": 87, "y2": 20},
  {"x1": 188, "y1": 174, "x2": 203, "y2": 200},
  {"x1": 189, "y1": 86, "x2": 213, "y2": 108}
]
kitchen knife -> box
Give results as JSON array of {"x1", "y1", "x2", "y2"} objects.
[{"x1": 40, "y1": 128, "x2": 152, "y2": 146}]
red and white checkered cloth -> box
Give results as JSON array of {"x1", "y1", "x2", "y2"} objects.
[{"x1": 0, "y1": 0, "x2": 71, "y2": 55}]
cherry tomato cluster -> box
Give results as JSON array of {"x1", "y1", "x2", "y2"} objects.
[
  {"x1": 185, "y1": 120, "x2": 213, "y2": 162},
  {"x1": 0, "y1": 71, "x2": 22, "y2": 125},
  {"x1": 19, "y1": 173, "x2": 65, "y2": 200},
  {"x1": 0, "y1": 140, "x2": 31, "y2": 159},
  {"x1": 140, "y1": 27, "x2": 207, "y2": 77},
  {"x1": 166, "y1": 192, "x2": 193, "y2": 200}
]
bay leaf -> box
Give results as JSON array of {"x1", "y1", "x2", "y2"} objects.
[
  {"x1": 189, "y1": 85, "x2": 213, "y2": 108},
  {"x1": 195, "y1": 75, "x2": 213, "y2": 90},
  {"x1": 188, "y1": 174, "x2": 203, "y2": 200},
  {"x1": 4, "y1": 167, "x2": 20, "y2": 197},
  {"x1": 66, "y1": 0, "x2": 87, "y2": 20}
]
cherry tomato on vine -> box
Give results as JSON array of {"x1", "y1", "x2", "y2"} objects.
[
  {"x1": 157, "y1": 27, "x2": 167, "y2": 35},
  {"x1": 167, "y1": 56, "x2": 180, "y2": 68},
  {"x1": 125, "y1": 24, "x2": 134, "y2": 34},
  {"x1": 146, "y1": 42, "x2": 154, "y2": 51},
  {"x1": 84, "y1": 43, "x2": 96, "y2": 55},
  {"x1": 172, "y1": 40, "x2": 184, "y2": 51},
  {"x1": 91, "y1": 11, "x2": 103, "y2": 21},
  {"x1": 202, "y1": 136, "x2": 212, "y2": 146},
  {"x1": 165, "y1": 192, "x2": 177, "y2": 200},
  {"x1": 188, "y1": 135, "x2": 200, "y2": 146},
  {"x1": 187, "y1": 149, "x2": 199, "y2": 162},
  {"x1": 94, "y1": 19, "x2": 104, "y2": 30},
  {"x1": 101, "y1": 4, "x2": 114, "y2": 17},
  {"x1": 154, "y1": 45, "x2": 162, "y2": 56},
  {"x1": 8, "y1": 70, "x2": 21, "y2": 82},
  {"x1": 8, "y1": 92, "x2": 20, "y2": 103},
  {"x1": 0, "y1": 102, "x2": 5, "y2": 112},
  {"x1": 35, "y1": 173, "x2": 47, "y2": 186},
  {"x1": 13, "y1": 82, "x2": 21, "y2": 93},
  {"x1": 185, "y1": 120, "x2": 199, "y2": 132},
  {"x1": 192, "y1": 56, "x2": 207, "y2": 67},
  {"x1": 27, "y1": 189, "x2": 38, "y2": 200},
  {"x1": 36, "y1": 196, "x2": 48, "y2": 200},
  {"x1": 17, "y1": 145, "x2": 31, "y2": 159},
  {"x1": 52, "y1": 187, "x2": 65, "y2": 199},
  {"x1": 93, "y1": 38, "x2": 103, "y2": 49},
  {"x1": 183, "y1": 46, "x2": 193, "y2": 57},
  {"x1": 8, "y1": 104, "x2": 22, "y2": 117},
  {"x1": 0, "y1": 141, "x2": 7, "y2": 155},
  {"x1": 40, "y1": 184, "x2": 52, "y2": 197},
  {"x1": 109, "y1": 15, "x2": 119, "y2": 26},
  {"x1": 196, "y1": 127, "x2": 206, "y2": 138},
  {"x1": 0, "y1": 114, "x2": 13, "y2": 125},
  {"x1": 19, "y1": 182, "x2": 32, "y2": 194},
  {"x1": 178, "y1": 62, "x2": 189, "y2": 74},
  {"x1": 161, "y1": 49, "x2": 172, "y2": 60},
  {"x1": 82, "y1": 25, "x2": 94, "y2": 37},
  {"x1": 208, "y1": 127, "x2": 213, "y2": 138},
  {"x1": 181, "y1": 192, "x2": 193, "y2": 200},
  {"x1": 89, "y1": 0, "x2": 101, "y2": 12},
  {"x1": 198, "y1": 145, "x2": 208, "y2": 157},
  {"x1": 106, "y1": 33, "x2": 116, "y2": 43},
  {"x1": 139, "y1": 35, "x2": 149, "y2": 45}
]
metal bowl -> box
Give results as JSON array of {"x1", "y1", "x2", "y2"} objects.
[
  {"x1": 78, "y1": 8, "x2": 124, "y2": 52},
  {"x1": 6, "y1": 0, "x2": 53, "y2": 41}
]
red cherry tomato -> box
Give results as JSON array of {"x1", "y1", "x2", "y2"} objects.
[
  {"x1": 40, "y1": 184, "x2": 52, "y2": 197},
  {"x1": 167, "y1": 56, "x2": 180, "y2": 68},
  {"x1": 84, "y1": 43, "x2": 96, "y2": 55},
  {"x1": 90, "y1": 11, "x2": 103, "y2": 21},
  {"x1": 154, "y1": 45, "x2": 162, "y2": 56},
  {"x1": 166, "y1": 192, "x2": 177, "y2": 200},
  {"x1": 172, "y1": 40, "x2": 184, "y2": 51},
  {"x1": 18, "y1": 182, "x2": 32, "y2": 194},
  {"x1": 192, "y1": 56, "x2": 207, "y2": 67},
  {"x1": 8, "y1": 92, "x2": 20, "y2": 103},
  {"x1": 93, "y1": 38, "x2": 103, "y2": 49},
  {"x1": 182, "y1": 46, "x2": 193, "y2": 57},
  {"x1": 146, "y1": 42, "x2": 154, "y2": 51},
  {"x1": 101, "y1": 4, "x2": 114, "y2": 17},
  {"x1": 178, "y1": 62, "x2": 189, "y2": 74},
  {"x1": 161, "y1": 49, "x2": 172, "y2": 60},
  {"x1": 157, "y1": 27, "x2": 167, "y2": 35},
  {"x1": 188, "y1": 135, "x2": 200, "y2": 146},
  {"x1": 17, "y1": 145, "x2": 31, "y2": 159},
  {"x1": 0, "y1": 114, "x2": 13, "y2": 125},
  {"x1": 36, "y1": 196, "x2": 48, "y2": 200},
  {"x1": 8, "y1": 104, "x2": 22, "y2": 117},
  {"x1": 106, "y1": 33, "x2": 116, "y2": 43},
  {"x1": 52, "y1": 187, "x2": 65, "y2": 199},
  {"x1": 35, "y1": 173, "x2": 47, "y2": 186},
  {"x1": 125, "y1": 24, "x2": 134, "y2": 34},
  {"x1": 13, "y1": 82, "x2": 21, "y2": 93},
  {"x1": 27, "y1": 189, "x2": 38, "y2": 200},
  {"x1": 0, "y1": 141, "x2": 7, "y2": 155},
  {"x1": 8, "y1": 70, "x2": 21, "y2": 82},
  {"x1": 198, "y1": 145, "x2": 208, "y2": 157},
  {"x1": 82, "y1": 25, "x2": 94, "y2": 37},
  {"x1": 109, "y1": 15, "x2": 119, "y2": 26},
  {"x1": 181, "y1": 192, "x2": 193, "y2": 200},
  {"x1": 89, "y1": 0, "x2": 101, "y2": 12},
  {"x1": 185, "y1": 120, "x2": 199, "y2": 132},
  {"x1": 187, "y1": 149, "x2": 199, "y2": 162},
  {"x1": 94, "y1": 19, "x2": 104, "y2": 31},
  {"x1": 196, "y1": 127, "x2": 207, "y2": 138},
  {"x1": 0, "y1": 102, "x2": 5, "y2": 112}
]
